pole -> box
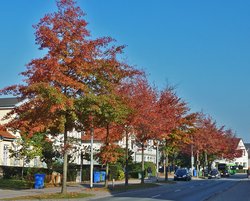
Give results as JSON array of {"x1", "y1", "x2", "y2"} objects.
[
  {"x1": 80, "y1": 152, "x2": 83, "y2": 183},
  {"x1": 125, "y1": 126, "x2": 129, "y2": 186},
  {"x1": 191, "y1": 143, "x2": 194, "y2": 176},
  {"x1": 156, "y1": 141, "x2": 159, "y2": 181},
  {"x1": 80, "y1": 132, "x2": 84, "y2": 183},
  {"x1": 90, "y1": 127, "x2": 94, "y2": 188},
  {"x1": 196, "y1": 151, "x2": 199, "y2": 178}
]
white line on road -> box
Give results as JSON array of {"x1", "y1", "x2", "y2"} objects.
[
  {"x1": 152, "y1": 194, "x2": 161, "y2": 198},
  {"x1": 175, "y1": 189, "x2": 181, "y2": 192}
]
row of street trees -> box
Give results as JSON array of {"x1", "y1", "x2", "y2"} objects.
[{"x1": 0, "y1": 0, "x2": 240, "y2": 194}]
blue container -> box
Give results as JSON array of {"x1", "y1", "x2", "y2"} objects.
[
  {"x1": 93, "y1": 171, "x2": 100, "y2": 183},
  {"x1": 34, "y1": 173, "x2": 46, "y2": 189},
  {"x1": 193, "y1": 169, "x2": 197, "y2": 177},
  {"x1": 100, "y1": 171, "x2": 106, "y2": 182}
]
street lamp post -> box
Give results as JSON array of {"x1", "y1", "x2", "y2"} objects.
[
  {"x1": 191, "y1": 142, "x2": 194, "y2": 176},
  {"x1": 156, "y1": 141, "x2": 159, "y2": 181},
  {"x1": 90, "y1": 126, "x2": 94, "y2": 188},
  {"x1": 125, "y1": 125, "x2": 129, "y2": 186}
]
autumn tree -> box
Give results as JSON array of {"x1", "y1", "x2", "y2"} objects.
[
  {"x1": 220, "y1": 129, "x2": 242, "y2": 160},
  {"x1": 157, "y1": 86, "x2": 196, "y2": 180},
  {"x1": 0, "y1": 0, "x2": 139, "y2": 194},
  {"x1": 118, "y1": 77, "x2": 159, "y2": 184},
  {"x1": 187, "y1": 114, "x2": 224, "y2": 173},
  {"x1": 76, "y1": 90, "x2": 132, "y2": 187}
]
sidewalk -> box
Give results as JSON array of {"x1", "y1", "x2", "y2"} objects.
[{"x1": 0, "y1": 174, "x2": 186, "y2": 200}]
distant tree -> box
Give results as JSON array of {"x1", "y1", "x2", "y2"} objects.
[
  {"x1": 124, "y1": 78, "x2": 159, "y2": 184},
  {"x1": 186, "y1": 114, "x2": 240, "y2": 172},
  {"x1": 157, "y1": 86, "x2": 196, "y2": 180},
  {"x1": 218, "y1": 129, "x2": 242, "y2": 160}
]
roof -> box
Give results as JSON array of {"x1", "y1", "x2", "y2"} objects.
[
  {"x1": 0, "y1": 97, "x2": 20, "y2": 108},
  {"x1": 245, "y1": 143, "x2": 250, "y2": 157},
  {"x1": 0, "y1": 130, "x2": 16, "y2": 140},
  {"x1": 245, "y1": 143, "x2": 250, "y2": 149}
]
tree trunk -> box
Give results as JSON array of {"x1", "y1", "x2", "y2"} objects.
[
  {"x1": 61, "y1": 129, "x2": 68, "y2": 194},
  {"x1": 165, "y1": 152, "x2": 169, "y2": 181},
  {"x1": 105, "y1": 163, "x2": 109, "y2": 188},
  {"x1": 196, "y1": 151, "x2": 199, "y2": 178},
  {"x1": 104, "y1": 124, "x2": 110, "y2": 188},
  {"x1": 22, "y1": 159, "x2": 25, "y2": 180},
  {"x1": 141, "y1": 143, "x2": 145, "y2": 184}
]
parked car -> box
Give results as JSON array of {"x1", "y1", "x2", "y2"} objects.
[
  {"x1": 174, "y1": 168, "x2": 192, "y2": 181},
  {"x1": 208, "y1": 169, "x2": 221, "y2": 179},
  {"x1": 220, "y1": 169, "x2": 230, "y2": 177}
]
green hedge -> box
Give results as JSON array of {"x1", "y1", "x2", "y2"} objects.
[
  {"x1": 1, "y1": 163, "x2": 78, "y2": 182},
  {"x1": 128, "y1": 162, "x2": 156, "y2": 178},
  {"x1": 1, "y1": 166, "x2": 48, "y2": 180},
  {"x1": 0, "y1": 179, "x2": 34, "y2": 189},
  {"x1": 109, "y1": 164, "x2": 124, "y2": 180}
]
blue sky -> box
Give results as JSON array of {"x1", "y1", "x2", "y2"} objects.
[{"x1": 0, "y1": 1, "x2": 250, "y2": 143}]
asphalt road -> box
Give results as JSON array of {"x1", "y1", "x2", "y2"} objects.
[
  {"x1": 207, "y1": 175, "x2": 250, "y2": 201},
  {"x1": 92, "y1": 174, "x2": 249, "y2": 201},
  {"x1": 0, "y1": 174, "x2": 248, "y2": 200}
]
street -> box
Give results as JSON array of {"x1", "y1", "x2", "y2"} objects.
[
  {"x1": 92, "y1": 174, "x2": 249, "y2": 201},
  {"x1": 0, "y1": 173, "x2": 249, "y2": 200}
]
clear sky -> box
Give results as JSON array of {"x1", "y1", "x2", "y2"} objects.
[{"x1": 0, "y1": 1, "x2": 250, "y2": 143}]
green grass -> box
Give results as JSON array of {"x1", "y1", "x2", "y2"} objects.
[{"x1": 1, "y1": 192, "x2": 93, "y2": 200}]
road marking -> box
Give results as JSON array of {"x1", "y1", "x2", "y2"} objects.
[
  {"x1": 152, "y1": 194, "x2": 161, "y2": 198},
  {"x1": 175, "y1": 189, "x2": 181, "y2": 192}
]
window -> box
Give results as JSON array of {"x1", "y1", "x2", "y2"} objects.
[{"x1": 3, "y1": 144, "x2": 9, "y2": 165}]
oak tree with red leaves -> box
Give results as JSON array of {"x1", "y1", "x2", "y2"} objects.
[
  {"x1": 219, "y1": 129, "x2": 243, "y2": 160},
  {"x1": 185, "y1": 114, "x2": 241, "y2": 173},
  {"x1": 0, "y1": 0, "x2": 139, "y2": 194},
  {"x1": 76, "y1": 90, "x2": 133, "y2": 187},
  {"x1": 118, "y1": 77, "x2": 159, "y2": 184},
  {"x1": 157, "y1": 86, "x2": 195, "y2": 180}
]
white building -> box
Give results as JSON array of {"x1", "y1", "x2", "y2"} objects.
[
  {"x1": 0, "y1": 97, "x2": 45, "y2": 170},
  {"x1": 213, "y1": 138, "x2": 248, "y2": 171},
  {"x1": 0, "y1": 97, "x2": 157, "y2": 171}
]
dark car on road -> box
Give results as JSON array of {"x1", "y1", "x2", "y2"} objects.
[
  {"x1": 174, "y1": 168, "x2": 192, "y2": 181},
  {"x1": 208, "y1": 169, "x2": 221, "y2": 179},
  {"x1": 220, "y1": 169, "x2": 230, "y2": 177}
]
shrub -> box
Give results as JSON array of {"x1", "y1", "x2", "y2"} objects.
[
  {"x1": 109, "y1": 164, "x2": 124, "y2": 180},
  {"x1": 128, "y1": 162, "x2": 156, "y2": 178},
  {"x1": 117, "y1": 169, "x2": 125, "y2": 180},
  {"x1": 0, "y1": 179, "x2": 33, "y2": 189}
]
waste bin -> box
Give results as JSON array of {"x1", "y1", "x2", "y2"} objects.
[
  {"x1": 93, "y1": 171, "x2": 100, "y2": 183},
  {"x1": 100, "y1": 171, "x2": 106, "y2": 182},
  {"x1": 138, "y1": 172, "x2": 142, "y2": 179},
  {"x1": 193, "y1": 169, "x2": 197, "y2": 177},
  {"x1": 34, "y1": 173, "x2": 46, "y2": 189}
]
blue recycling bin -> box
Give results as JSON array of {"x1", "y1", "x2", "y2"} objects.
[
  {"x1": 93, "y1": 171, "x2": 100, "y2": 183},
  {"x1": 193, "y1": 169, "x2": 197, "y2": 177},
  {"x1": 34, "y1": 173, "x2": 46, "y2": 189},
  {"x1": 100, "y1": 171, "x2": 106, "y2": 182}
]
